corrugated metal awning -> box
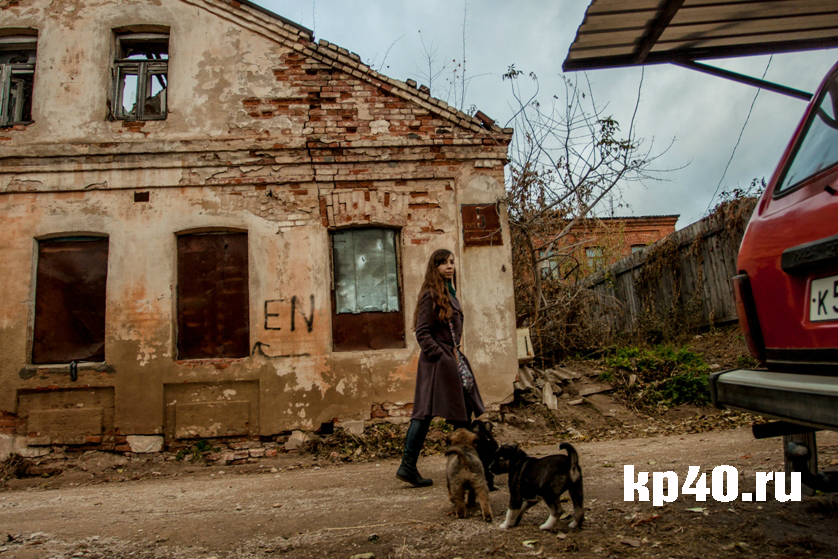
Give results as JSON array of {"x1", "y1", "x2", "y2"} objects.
[{"x1": 563, "y1": 0, "x2": 838, "y2": 72}]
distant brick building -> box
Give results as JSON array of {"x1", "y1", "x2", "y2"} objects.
[
  {"x1": 541, "y1": 215, "x2": 679, "y2": 279},
  {"x1": 0, "y1": 0, "x2": 517, "y2": 458}
]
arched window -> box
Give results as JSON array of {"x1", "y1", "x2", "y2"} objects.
[
  {"x1": 176, "y1": 231, "x2": 250, "y2": 359},
  {"x1": 32, "y1": 236, "x2": 109, "y2": 364}
]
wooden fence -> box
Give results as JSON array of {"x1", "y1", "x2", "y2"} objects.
[{"x1": 582, "y1": 201, "x2": 755, "y2": 335}]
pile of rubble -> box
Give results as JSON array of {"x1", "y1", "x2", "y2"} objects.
[{"x1": 510, "y1": 364, "x2": 613, "y2": 411}]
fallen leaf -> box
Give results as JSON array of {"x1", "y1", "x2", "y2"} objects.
[
  {"x1": 686, "y1": 507, "x2": 706, "y2": 513},
  {"x1": 621, "y1": 539, "x2": 642, "y2": 548},
  {"x1": 522, "y1": 540, "x2": 538, "y2": 548},
  {"x1": 556, "y1": 532, "x2": 567, "y2": 540}
]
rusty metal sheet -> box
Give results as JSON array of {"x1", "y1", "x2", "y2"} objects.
[
  {"x1": 331, "y1": 292, "x2": 406, "y2": 351},
  {"x1": 177, "y1": 233, "x2": 250, "y2": 359},
  {"x1": 332, "y1": 228, "x2": 400, "y2": 313},
  {"x1": 462, "y1": 204, "x2": 503, "y2": 247},
  {"x1": 32, "y1": 238, "x2": 108, "y2": 364}
]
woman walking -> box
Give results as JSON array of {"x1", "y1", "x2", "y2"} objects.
[{"x1": 396, "y1": 248, "x2": 485, "y2": 487}]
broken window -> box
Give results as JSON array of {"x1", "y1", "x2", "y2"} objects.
[
  {"x1": 0, "y1": 35, "x2": 36, "y2": 126},
  {"x1": 331, "y1": 228, "x2": 405, "y2": 351},
  {"x1": 176, "y1": 232, "x2": 250, "y2": 360},
  {"x1": 32, "y1": 237, "x2": 109, "y2": 364},
  {"x1": 112, "y1": 32, "x2": 168, "y2": 121}
]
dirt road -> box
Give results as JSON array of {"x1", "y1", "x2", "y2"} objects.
[{"x1": 2, "y1": 427, "x2": 837, "y2": 558}]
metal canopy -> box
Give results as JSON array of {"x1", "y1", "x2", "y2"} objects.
[{"x1": 563, "y1": 0, "x2": 838, "y2": 72}]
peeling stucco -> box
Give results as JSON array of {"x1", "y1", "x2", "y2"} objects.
[{"x1": 0, "y1": 0, "x2": 516, "y2": 448}]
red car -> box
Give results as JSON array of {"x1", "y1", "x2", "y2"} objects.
[{"x1": 711, "y1": 60, "x2": 838, "y2": 490}]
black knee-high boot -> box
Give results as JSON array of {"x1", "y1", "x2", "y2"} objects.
[{"x1": 396, "y1": 419, "x2": 433, "y2": 487}]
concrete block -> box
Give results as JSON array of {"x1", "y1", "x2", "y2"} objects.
[
  {"x1": 285, "y1": 430, "x2": 309, "y2": 451},
  {"x1": 542, "y1": 382, "x2": 558, "y2": 410},
  {"x1": 126, "y1": 436, "x2": 164, "y2": 454}
]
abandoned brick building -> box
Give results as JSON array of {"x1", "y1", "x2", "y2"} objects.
[
  {"x1": 540, "y1": 215, "x2": 679, "y2": 280},
  {"x1": 0, "y1": 0, "x2": 517, "y2": 457}
]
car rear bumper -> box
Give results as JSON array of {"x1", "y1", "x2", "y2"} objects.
[{"x1": 710, "y1": 369, "x2": 838, "y2": 430}]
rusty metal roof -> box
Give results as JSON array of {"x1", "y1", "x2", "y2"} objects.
[{"x1": 563, "y1": 0, "x2": 838, "y2": 72}]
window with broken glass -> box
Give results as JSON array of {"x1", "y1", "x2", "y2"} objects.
[
  {"x1": 331, "y1": 228, "x2": 406, "y2": 351},
  {"x1": 112, "y1": 32, "x2": 168, "y2": 121},
  {"x1": 0, "y1": 35, "x2": 36, "y2": 126}
]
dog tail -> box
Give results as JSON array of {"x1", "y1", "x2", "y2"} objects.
[
  {"x1": 445, "y1": 447, "x2": 469, "y2": 462},
  {"x1": 559, "y1": 442, "x2": 582, "y2": 483}
]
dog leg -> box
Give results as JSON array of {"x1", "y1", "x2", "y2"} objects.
[
  {"x1": 474, "y1": 484, "x2": 493, "y2": 522},
  {"x1": 539, "y1": 501, "x2": 562, "y2": 531},
  {"x1": 499, "y1": 507, "x2": 520, "y2": 529},
  {"x1": 568, "y1": 479, "x2": 585, "y2": 529}
]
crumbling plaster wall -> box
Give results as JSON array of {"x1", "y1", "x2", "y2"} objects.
[
  {"x1": 2, "y1": 0, "x2": 298, "y2": 143},
  {"x1": 0, "y1": 0, "x2": 516, "y2": 447}
]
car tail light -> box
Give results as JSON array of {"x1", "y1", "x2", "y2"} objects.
[{"x1": 732, "y1": 273, "x2": 766, "y2": 363}]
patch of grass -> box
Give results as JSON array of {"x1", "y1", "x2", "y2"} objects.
[
  {"x1": 603, "y1": 345, "x2": 710, "y2": 409},
  {"x1": 175, "y1": 439, "x2": 214, "y2": 462}
]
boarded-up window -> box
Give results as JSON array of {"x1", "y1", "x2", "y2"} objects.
[
  {"x1": 32, "y1": 237, "x2": 109, "y2": 364},
  {"x1": 177, "y1": 233, "x2": 249, "y2": 360},
  {"x1": 331, "y1": 228, "x2": 405, "y2": 351}
]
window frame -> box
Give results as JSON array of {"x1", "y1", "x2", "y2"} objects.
[
  {"x1": 112, "y1": 32, "x2": 168, "y2": 122},
  {"x1": 774, "y1": 67, "x2": 838, "y2": 197},
  {"x1": 586, "y1": 245, "x2": 605, "y2": 271},
  {"x1": 329, "y1": 227, "x2": 406, "y2": 352},
  {"x1": 0, "y1": 34, "x2": 37, "y2": 126}
]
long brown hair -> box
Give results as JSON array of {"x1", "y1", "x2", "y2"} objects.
[{"x1": 414, "y1": 248, "x2": 457, "y2": 327}]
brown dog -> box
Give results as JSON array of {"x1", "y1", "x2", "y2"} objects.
[{"x1": 445, "y1": 428, "x2": 493, "y2": 521}]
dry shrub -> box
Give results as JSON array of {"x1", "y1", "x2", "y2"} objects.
[
  {"x1": 0, "y1": 453, "x2": 27, "y2": 484},
  {"x1": 300, "y1": 421, "x2": 455, "y2": 461},
  {"x1": 529, "y1": 279, "x2": 620, "y2": 361}
]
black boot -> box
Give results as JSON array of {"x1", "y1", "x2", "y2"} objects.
[{"x1": 396, "y1": 419, "x2": 433, "y2": 487}]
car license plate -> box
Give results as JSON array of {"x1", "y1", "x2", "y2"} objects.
[{"x1": 810, "y1": 275, "x2": 838, "y2": 322}]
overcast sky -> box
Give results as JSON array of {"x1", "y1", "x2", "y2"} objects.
[{"x1": 254, "y1": 0, "x2": 838, "y2": 229}]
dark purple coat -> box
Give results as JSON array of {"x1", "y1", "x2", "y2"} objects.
[{"x1": 411, "y1": 290, "x2": 485, "y2": 422}]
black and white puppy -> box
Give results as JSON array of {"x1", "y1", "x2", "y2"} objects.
[
  {"x1": 470, "y1": 420, "x2": 499, "y2": 491},
  {"x1": 490, "y1": 442, "x2": 584, "y2": 531}
]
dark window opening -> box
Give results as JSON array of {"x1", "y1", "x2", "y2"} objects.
[
  {"x1": 330, "y1": 228, "x2": 405, "y2": 351},
  {"x1": 113, "y1": 32, "x2": 168, "y2": 121},
  {"x1": 177, "y1": 232, "x2": 250, "y2": 360},
  {"x1": 0, "y1": 35, "x2": 36, "y2": 126},
  {"x1": 134, "y1": 191, "x2": 149, "y2": 202},
  {"x1": 32, "y1": 237, "x2": 109, "y2": 364}
]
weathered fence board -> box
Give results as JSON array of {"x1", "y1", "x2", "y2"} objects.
[{"x1": 583, "y1": 203, "x2": 753, "y2": 334}]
